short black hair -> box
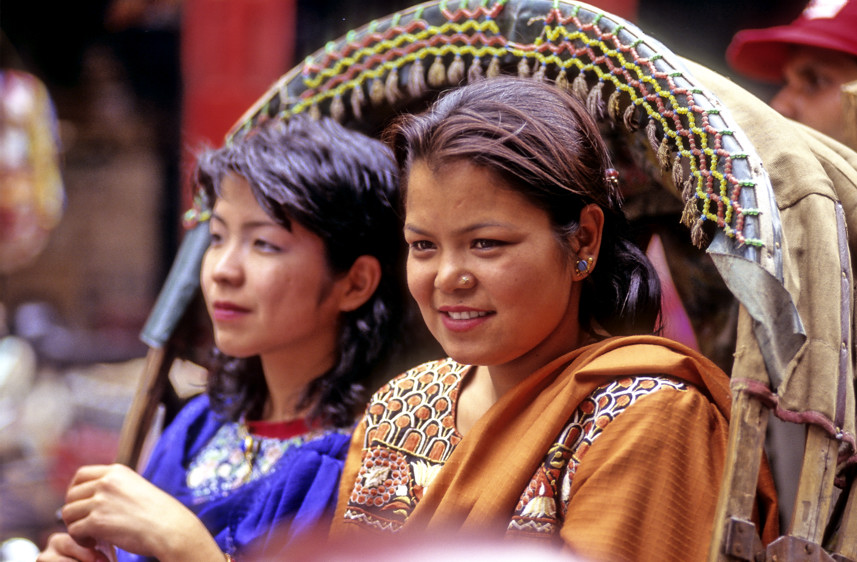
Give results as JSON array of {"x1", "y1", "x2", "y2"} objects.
[{"x1": 196, "y1": 113, "x2": 404, "y2": 427}]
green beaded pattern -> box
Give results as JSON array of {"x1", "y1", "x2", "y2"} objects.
[{"x1": 229, "y1": 0, "x2": 765, "y2": 249}]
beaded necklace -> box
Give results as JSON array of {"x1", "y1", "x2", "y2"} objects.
[
  {"x1": 237, "y1": 423, "x2": 262, "y2": 480},
  {"x1": 236, "y1": 417, "x2": 313, "y2": 482}
]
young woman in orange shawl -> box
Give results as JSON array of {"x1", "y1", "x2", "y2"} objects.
[{"x1": 329, "y1": 76, "x2": 778, "y2": 561}]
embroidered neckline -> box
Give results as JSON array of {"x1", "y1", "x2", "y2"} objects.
[
  {"x1": 237, "y1": 417, "x2": 317, "y2": 483},
  {"x1": 186, "y1": 421, "x2": 347, "y2": 496},
  {"x1": 245, "y1": 417, "x2": 313, "y2": 439}
]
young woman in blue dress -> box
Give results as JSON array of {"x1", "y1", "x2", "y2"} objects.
[{"x1": 38, "y1": 114, "x2": 404, "y2": 562}]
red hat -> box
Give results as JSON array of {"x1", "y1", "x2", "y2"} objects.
[{"x1": 726, "y1": 0, "x2": 857, "y2": 82}]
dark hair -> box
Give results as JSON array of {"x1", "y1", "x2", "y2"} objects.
[
  {"x1": 385, "y1": 76, "x2": 660, "y2": 337},
  {"x1": 195, "y1": 113, "x2": 404, "y2": 427}
]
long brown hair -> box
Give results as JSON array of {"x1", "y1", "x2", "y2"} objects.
[{"x1": 386, "y1": 76, "x2": 661, "y2": 337}]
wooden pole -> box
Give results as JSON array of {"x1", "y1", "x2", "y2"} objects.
[
  {"x1": 114, "y1": 222, "x2": 210, "y2": 468},
  {"x1": 114, "y1": 346, "x2": 172, "y2": 468}
]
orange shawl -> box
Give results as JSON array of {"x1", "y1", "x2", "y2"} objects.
[{"x1": 332, "y1": 336, "x2": 778, "y2": 560}]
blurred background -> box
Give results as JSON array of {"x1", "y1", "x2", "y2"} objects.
[{"x1": 0, "y1": 0, "x2": 804, "y2": 558}]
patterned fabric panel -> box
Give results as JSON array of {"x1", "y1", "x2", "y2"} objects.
[
  {"x1": 186, "y1": 423, "x2": 348, "y2": 498},
  {"x1": 507, "y1": 376, "x2": 687, "y2": 538},
  {"x1": 364, "y1": 357, "x2": 467, "y2": 459},
  {"x1": 344, "y1": 358, "x2": 469, "y2": 531},
  {"x1": 342, "y1": 359, "x2": 687, "y2": 535}
]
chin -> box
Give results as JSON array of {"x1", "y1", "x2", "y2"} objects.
[
  {"x1": 444, "y1": 342, "x2": 526, "y2": 369},
  {"x1": 213, "y1": 340, "x2": 258, "y2": 359},
  {"x1": 441, "y1": 345, "x2": 494, "y2": 367}
]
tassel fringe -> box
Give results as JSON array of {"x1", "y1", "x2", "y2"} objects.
[
  {"x1": 572, "y1": 72, "x2": 589, "y2": 101},
  {"x1": 656, "y1": 135, "x2": 671, "y2": 170},
  {"x1": 623, "y1": 103, "x2": 638, "y2": 131},
  {"x1": 586, "y1": 81, "x2": 604, "y2": 118},
  {"x1": 607, "y1": 89, "x2": 622, "y2": 121},
  {"x1": 350, "y1": 83, "x2": 365, "y2": 119},
  {"x1": 646, "y1": 119, "x2": 659, "y2": 152},
  {"x1": 487, "y1": 56, "x2": 501, "y2": 78},
  {"x1": 408, "y1": 59, "x2": 426, "y2": 97},
  {"x1": 467, "y1": 56, "x2": 484, "y2": 82},
  {"x1": 384, "y1": 68, "x2": 401, "y2": 104},
  {"x1": 428, "y1": 56, "x2": 447, "y2": 87},
  {"x1": 517, "y1": 57, "x2": 531, "y2": 78},
  {"x1": 370, "y1": 77, "x2": 385, "y2": 105},
  {"x1": 448, "y1": 54, "x2": 465, "y2": 84},
  {"x1": 330, "y1": 95, "x2": 345, "y2": 122},
  {"x1": 556, "y1": 69, "x2": 569, "y2": 91}
]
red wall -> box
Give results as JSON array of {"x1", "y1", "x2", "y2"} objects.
[{"x1": 180, "y1": 0, "x2": 296, "y2": 197}]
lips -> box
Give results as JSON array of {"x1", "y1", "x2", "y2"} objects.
[
  {"x1": 447, "y1": 310, "x2": 489, "y2": 320},
  {"x1": 438, "y1": 306, "x2": 493, "y2": 332},
  {"x1": 211, "y1": 301, "x2": 251, "y2": 321}
]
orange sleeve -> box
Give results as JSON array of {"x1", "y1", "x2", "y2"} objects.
[{"x1": 560, "y1": 386, "x2": 730, "y2": 562}]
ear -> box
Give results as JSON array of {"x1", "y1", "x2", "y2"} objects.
[
  {"x1": 569, "y1": 204, "x2": 605, "y2": 271},
  {"x1": 335, "y1": 255, "x2": 383, "y2": 312}
]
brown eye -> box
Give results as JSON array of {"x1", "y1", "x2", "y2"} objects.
[
  {"x1": 254, "y1": 239, "x2": 282, "y2": 253},
  {"x1": 472, "y1": 239, "x2": 504, "y2": 250},
  {"x1": 409, "y1": 240, "x2": 435, "y2": 252}
]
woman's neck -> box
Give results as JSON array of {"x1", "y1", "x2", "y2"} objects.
[
  {"x1": 455, "y1": 365, "x2": 497, "y2": 435},
  {"x1": 258, "y1": 350, "x2": 336, "y2": 422},
  {"x1": 259, "y1": 389, "x2": 310, "y2": 423},
  {"x1": 455, "y1": 327, "x2": 592, "y2": 435}
]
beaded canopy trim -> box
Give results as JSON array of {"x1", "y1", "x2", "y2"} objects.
[{"x1": 229, "y1": 0, "x2": 770, "y2": 251}]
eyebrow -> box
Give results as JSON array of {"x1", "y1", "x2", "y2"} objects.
[
  {"x1": 210, "y1": 213, "x2": 283, "y2": 230},
  {"x1": 404, "y1": 221, "x2": 514, "y2": 235}
]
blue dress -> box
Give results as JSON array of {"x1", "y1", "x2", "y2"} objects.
[{"x1": 116, "y1": 395, "x2": 351, "y2": 560}]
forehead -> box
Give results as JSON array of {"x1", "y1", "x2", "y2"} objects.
[
  {"x1": 212, "y1": 173, "x2": 272, "y2": 219},
  {"x1": 785, "y1": 46, "x2": 857, "y2": 77},
  {"x1": 406, "y1": 159, "x2": 514, "y2": 205},
  {"x1": 404, "y1": 159, "x2": 551, "y2": 228},
  {"x1": 216, "y1": 172, "x2": 254, "y2": 202}
]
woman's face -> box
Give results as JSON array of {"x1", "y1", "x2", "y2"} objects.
[
  {"x1": 404, "y1": 159, "x2": 584, "y2": 375},
  {"x1": 200, "y1": 173, "x2": 345, "y2": 365}
]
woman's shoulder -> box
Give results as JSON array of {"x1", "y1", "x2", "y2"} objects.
[
  {"x1": 565, "y1": 373, "x2": 726, "y2": 457},
  {"x1": 156, "y1": 393, "x2": 225, "y2": 451},
  {"x1": 579, "y1": 335, "x2": 731, "y2": 408},
  {"x1": 141, "y1": 394, "x2": 225, "y2": 481},
  {"x1": 372, "y1": 357, "x2": 469, "y2": 395},
  {"x1": 591, "y1": 335, "x2": 724, "y2": 370},
  {"x1": 172, "y1": 393, "x2": 217, "y2": 426},
  {"x1": 580, "y1": 375, "x2": 690, "y2": 423}
]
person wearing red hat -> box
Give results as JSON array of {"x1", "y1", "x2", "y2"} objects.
[{"x1": 726, "y1": 0, "x2": 857, "y2": 149}]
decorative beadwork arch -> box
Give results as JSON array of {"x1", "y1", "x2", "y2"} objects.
[{"x1": 228, "y1": 0, "x2": 803, "y2": 391}]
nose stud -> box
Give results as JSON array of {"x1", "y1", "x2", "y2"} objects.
[{"x1": 459, "y1": 274, "x2": 475, "y2": 288}]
